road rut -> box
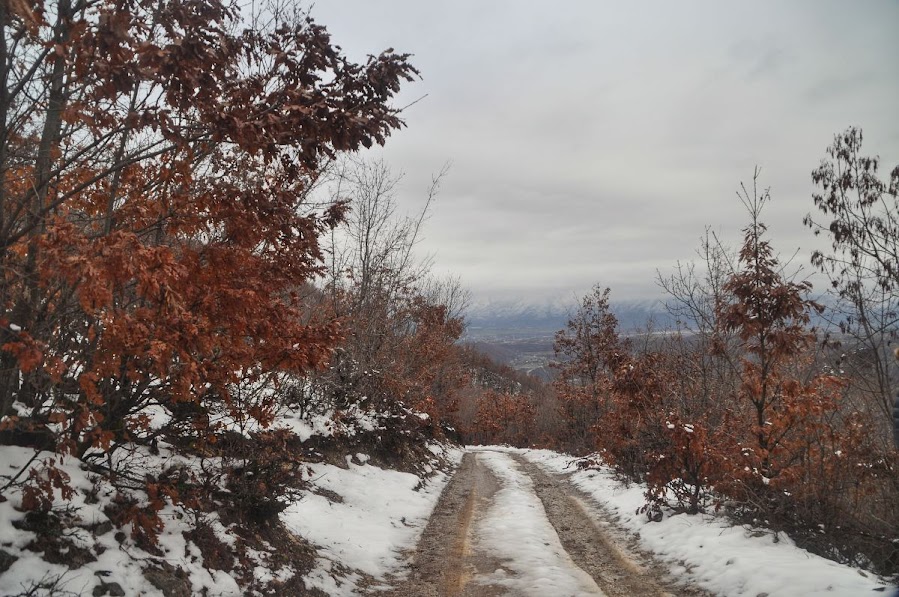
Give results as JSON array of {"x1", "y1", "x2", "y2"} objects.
[{"x1": 371, "y1": 449, "x2": 712, "y2": 597}]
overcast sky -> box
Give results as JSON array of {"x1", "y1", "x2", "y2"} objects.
[{"x1": 311, "y1": 1, "x2": 899, "y2": 304}]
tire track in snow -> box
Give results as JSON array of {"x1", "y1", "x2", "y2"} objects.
[
  {"x1": 443, "y1": 476, "x2": 476, "y2": 595},
  {"x1": 373, "y1": 451, "x2": 508, "y2": 596},
  {"x1": 473, "y1": 450, "x2": 606, "y2": 596},
  {"x1": 512, "y1": 453, "x2": 713, "y2": 597},
  {"x1": 373, "y1": 449, "x2": 712, "y2": 596}
]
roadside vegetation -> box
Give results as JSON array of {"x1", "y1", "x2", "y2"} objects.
[
  {"x1": 463, "y1": 129, "x2": 899, "y2": 578},
  {"x1": 0, "y1": 1, "x2": 472, "y2": 593},
  {"x1": 0, "y1": 0, "x2": 895, "y2": 589}
]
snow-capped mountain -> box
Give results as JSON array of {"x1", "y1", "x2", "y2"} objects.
[{"x1": 464, "y1": 296, "x2": 672, "y2": 339}]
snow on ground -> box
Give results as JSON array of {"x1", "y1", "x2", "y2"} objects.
[
  {"x1": 0, "y1": 417, "x2": 459, "y2": 597},
  {"x1": 284, "y1": 444, "x2": 463, "y2": 596},
  {"x1": 273, "y1": 409, "x2": 338, "y2": 442},
  {"x1": 471, "y1": 449, "x2": 605, "y2": 596},
  {"x1": 513, "y1": 447, "x2": 892, "y2": 597},
  {"x1": 0, "y1": 445, "x2": 242, "y2": 597}
]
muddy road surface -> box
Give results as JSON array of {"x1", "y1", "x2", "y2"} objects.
[{"x1": 369, "y1": 449, "x2": 712, "y2": 597}]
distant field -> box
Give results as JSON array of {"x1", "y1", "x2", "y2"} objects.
[{"x1": 465, "y1": 336, "x2": 557, "y2": 381}]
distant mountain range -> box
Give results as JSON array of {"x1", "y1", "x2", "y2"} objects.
[
  {"x1": 464, "y1": 297, "x2": 674, "y2": 340},
  {"x1": 464, "y1": 293, "x2": 846, "y2": 377}
]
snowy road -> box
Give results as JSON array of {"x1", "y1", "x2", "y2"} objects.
[
  {"x1": 374, "y1": 449, "x2": 710, "y2": 597},
  {"x1": 473, "y1": 450, "x2": 604, "y2": 596}
]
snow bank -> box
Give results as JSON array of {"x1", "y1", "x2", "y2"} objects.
[
  {"x1": 0, "y1": 446, "x2": 242, "y2": 597},
  {"x1": 0, "y1": 429, "x2": 459, "y2": 597},
  {"x1": 285, "y1": 443, "x2": 463, "y2": 595},
  {"x1": 518, "y1": 448, "x2": 891, "y2": 597}
]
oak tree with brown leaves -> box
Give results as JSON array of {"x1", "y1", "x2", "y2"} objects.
[
  {"x1": 717, "y1": 171, "x2": 841, "y2": 486},
  {"x1": 0, "y1": 0, "x2": 417, "y2": 509},
  {"x1": 552, "y1": 285, "x2": 628, "y2": 453}
]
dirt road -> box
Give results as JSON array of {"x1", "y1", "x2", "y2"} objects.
[{"x1": 371, "y1": 449, "x2": 713, "y2": 597}]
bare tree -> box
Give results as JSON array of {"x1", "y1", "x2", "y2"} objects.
[
  {"x1": 656, "y1": 229, "x2": 739, "y2": 417},
  {"x1": 804, "y1": 127, "x2": 899, "y2": 427},
  {"x1": 307, "y1": 157, "x2": 463, "y2": 415}
]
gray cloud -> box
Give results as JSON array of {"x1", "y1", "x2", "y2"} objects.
[{"x1": 312, "y1": 1, "x2": 899, "y2": 303}]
